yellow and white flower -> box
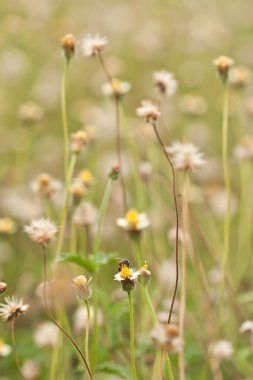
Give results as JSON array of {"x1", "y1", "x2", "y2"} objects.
[{"x1": 116, "y1": 209, "x2": 150, "y2": 232}]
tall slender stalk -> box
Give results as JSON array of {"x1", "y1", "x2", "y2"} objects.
[
  {"x1": 61, "y1": 59, "x2": 70, "y2": 181},
  {"x1": 128, "y1": 291, "x2": 137, "y2": 380},
  {"x1": 151, "y1": 122, "x2": 179, "y2": 324},
  {"x1": 41, "y1": 245, "x2": 93, "y2": 380},
  {"x1": 179, "y1": 170, "x2": 190, "y2": 380},
  {"x1": 10, "y1": 319, "x2": 26, "y2": 380},
  {"x1": 85, "y1": 300, "x2": 91, "y2": 368}
]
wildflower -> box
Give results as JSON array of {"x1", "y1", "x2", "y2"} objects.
[
  {"x1": 208, "y1": 340, "x2": 233, "y2": 359},
  {"x1": 229, "y1": 65, "x2": 252, "y2": 89},
  {"x1": 0, "y1": 282, "x2": 7, "y2": 294},
  {"x1": 178, "y1": 94, "x2": 208, "y2": 116},
  {"x1": 73, "y1": 202, "x2": 98, "y2": 226},
  {"x1": 24, "y1": 218, "x2": 58, "y2": 245},
  {"x1": 150, "y1": 323, "x2": 181, "y2": 352},
  {"x1": 21, "y1": 360, "x2": 41, "y2": 380},
  {"x1": 0, "y1": 296, "x2": 29, "y2": 321},
  {"x1": 165, "y1": 141, "x2": 206, "y2": 171},
  {"x1": 61, "y1": 34, "x2": 76, "y2": 61},
  {"x1": 78, "y1": 169, "x2": 94, "y2": 187},
  {"x1": 73, "y1": 305, "x2": 103, "y2": 333},
  {"x1": 0, "y1": 217, "x2": 16, "y2": 234},
  {"x1": 153, "y1": 70, "x2": 178, "y2": 97},
  {"x1": 136, "y1": 100, "x2": 161, "y2": 123},
  {"x1": 71, "y1": 130, "x2": 89, "y2": 154},
  {"x1": 31, "y1": 173, "x2": 61, "y2": 199},
  {"x1": 102, "y1": 79, "x2": 131, "y2": 98},
  {"x1": 114, "y1": 260, "x2": 140, "y2": 292},
  {"x1": 18, "y1": 101, "x2": 44, "y2": 124},
  {"x1": 81, "y1": 34, "x2": 108, "y2": 57},
  {"x1": 70, "y1": 179, "x2": 86, "y2": 201},
  {"x1": 138, "y1": 161, "x2": 152, "y2": 182},
  {"x1": 206, "y1": 187, "x2": 237, "y2": 218},
  {"x1": 239, "y1": 320, "x2": 253, "y2": 334},
  {"x1": 73, "y1": 275, "x2": 92, "y2": 300},
  {"x1": 213, "y1": 55, "x2": 234, "y2": 80},
  {"x1": 0, "y1": 340, "x2": 11, "y2": 357},
  {"x1": 234, "y1": 135, "x2": 253, "y2": 160},
  {"x1": 138, "y1": 261, "x2": 151, "y2": 286},
  {"x1": 34, "y1": 322, "x2": 59, "y2": 347},
  {"x1": 117, "y1": 209, "x2": 150, "y2": 234}
]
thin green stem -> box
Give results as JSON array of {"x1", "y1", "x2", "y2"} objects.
[
  {"x1": 61, "y1": 59, "x2": 70, "y2": 181},
  {"x1": 85, "y1": 300, "x2": 91, "y2": 368},
  {"x1": 143, "y1": 286, "x2": 157, "y2": 325},
  {"x1": 165, "y1": 355, "x2": 175, "y2": 380},
  {"x1": 10, "y1": 319, "x2": 26, "y2": 380},
  {"x1": 128, "y1": 291, "x2": 137, "y2": 380},
  {"x1": 134, "y1": 238, "x2": 143, "y2": 268}
]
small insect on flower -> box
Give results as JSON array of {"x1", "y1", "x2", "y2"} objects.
[
  {"x1": 81, "y1": 34, "x2": 108, "y2": 57},
  {"x1": 24, "y1": 218, "x2": 58, "y2": 245},
  {"x1": 114, "y1": 259, "x2": 140, "y2": 292},
  {"x1": 136, "y1": 100, "x2": 161, "y2": 123},
  {"x1": 0, "y1": 296, "x2": 29, "y2": 322},
  {"x1": 118, "y1": 258, "x2": 131, "y2": 272}
]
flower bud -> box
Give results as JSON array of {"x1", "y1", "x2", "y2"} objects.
[
  {"x1": 121, "y1": 278, "x2": 135, "y2": 292},
  {"x1": 73, "y1": 275, "x2": 92, "y2": 300},
  {"x1": 109, "y1": 164, "x2": 120, "y2": 181},
  {"x1": 61, "y1": 34, "x2": 76, "y2": 61},
  {"x1": 71, "y1": 131, "x2": 89, "y2": 154},
  {"x1": 138, "y1": 262, "x2": 151, "y2": 286},
  {"x1": 213, "y1": 55, "x2": 234, "y2": 82}
]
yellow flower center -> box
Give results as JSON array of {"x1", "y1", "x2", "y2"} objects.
[
  {"x1": 125, "y1": 209, "x2": 139, "y2": 227},
  {"x1": 0, "y1": 340, "x2": 4, "y2": 349},
  {"x1": 120, "y1": 265, "x2": 132, "y2": 279},
  {"x1": 112, "y1": 79, "x2": 121, "y2": 93},
  {"x1": 0, "y1": 218, "x2": 16, "y2": 234},
  {"x1": 79, "y1": 170, "x2": 93, "y2": 184}
]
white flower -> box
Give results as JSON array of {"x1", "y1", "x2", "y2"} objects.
[
  {"x1": 73, "y1": 202, "x2": 98, "y2": 226},
  {"x1": 239, "y1": 320, "x2": 253, "y2": 334},
  {"x1": 81, "y1": 34, "x2": 108, "y2": 57},
  {"x1": 136, "y1": 100, "x2": 161, "y2": 123},
  {"x1": 116, "y1": 209, "x2": 150, "y2": 231},
  {"x1": 102, "y1": 79, "x2": 131, "y2": 98},
  {"x1": 0, "y1": 296, "x2": 29, "y2": 321},
  {"x1": 114, "y1": 268, "x2": 140, "y2": 282},
  {"x1": 73, "y1": 305, "x2": 103, "y2": 333},
  {"x1": 24, "y1": 218, "x2": 58, "y2": 245},
  {"x1": 21, "y1": 360, "x2": 41, "y2": 380},
  {"x1": 34, "y1": 322, "x2": 59, "y2": 347},
  {"x1": 0, "y1": 340, "x2": 11, "y2": 357},
  {"x1": 208, "y1": 340, "x2": 233, "y2": 359},
  {"x1": 30, "y1": 173, "x2": 62, "y2": 198},
  {"x1": 153, "y1": 70, "x2": 178, "y2": 97},
  {"x1": 234, "y1": 135, "x2": 253, "y2": 160},
  {"x1": 166, "y1": 141, "x2": 206, "y2": 171}
]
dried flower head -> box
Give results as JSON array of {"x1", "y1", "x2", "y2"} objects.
[
  {"x1": 229, "y1": 65, "x2": 252, "y2": 89},
  {"x1": 24, "y1": 218, "x2": 57, "y2": 245},
  {"x1": 31, "y1": 173, "x2": 61, "y2": 199},
  {"x1": 0, "y1": 340, "x2": 11, "y2": 357},
  {"x1": 213, "y1": 55, "x2": 234, "y2": 80},
  {"x1": 81, "y1": 34, "x2": 108, "y2": 57},
  {"x1": 73, "y1": 275, "x2": 92, "y2": 300},
  {"x1": 70, "y1": 179, "x2": 87, "y2": 201},
  {"x1": 18, "y1": 101, "x2": 44, "y2": 124},
  {"x1": 114, "y1": 261, "x2": 140, "y2": 292},
  {"x1": 34, "y1": 322, "x2": 59, "y2": 347},
  {"x1": 234, "y1": 135, "x2": 253, "y2": 160},
  {"x1": 0, "y1": 217, "x2": 16, "y2": 234},
  {"x1": 78, "y1": 169, "x2": 94, "y2": 187},
  {"x1": 0, "y1": 282, "x2": 7, "y2": 294},
  {"x1": 102, "y1": 79, "x2": 131, "y2": 98},
  {"x1": 166, "y1": 141, "x2": 206, "y2": 171},
  {"x1": 239, "y1": 320, "x2": 253, "y2": 334},
  {"x1": 150, "y1": 323, "x2": 181, "y2": 352},
  {"x1": 61, "y1": 34, "x2": 76, "y2": 61},
  {"x1": 117, "y1": 209, "x2": 150, "y2": 233},
  {"x1": 138, "y1": 261, "x2": 151, "y2": 286},
  {"x1": 0, "y1": 296, "x2": 29, "y2": 321},
  {"x1": 73, "y1": 202, "x2": 98, "y2": 226},
  {"x1": 208, "y1": 340, "x2": 233, "y2": 359},
  {"x1": 153, "y1": 70, "x2": 178, "y2": 97},
  {"x1": 71, "y1": 130, "x2": 89, "y2": 153},
  {"x1": 136, "y1": 100, "x2": 161, "y2": 123}
]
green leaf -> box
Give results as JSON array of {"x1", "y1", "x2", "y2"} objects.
[
  {"x1": 95, "y1": 361, "x2": 129, "y2": 379},
  {"x1": 56, "y1": 252, "x2": 117, "y2": 273}
]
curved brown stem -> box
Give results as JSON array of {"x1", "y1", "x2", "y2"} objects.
[
  {"x1": 152, "y1": 122, "x2": 179, "y2": 324},
  {"x1": 41, "y1": 245, "x2": 93, "y2": 380},
  {"x1": 10, "y1": 318, "x2": 26, "y2": 380}
]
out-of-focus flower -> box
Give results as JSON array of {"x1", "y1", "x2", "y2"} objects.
[
  {"x1": 0, "y1": 340, "x2": 11, "y2": 357},
  {"x1": 229, "y1": 65, "x2": 252, "y2": 89},
  {"x1": 81, "y1": 34, "x2": 108, "y2": 57},
  {"x1": 30, "y1": 173, "x2": 62, "y2": 199},
  {"x1": 168, "y1": 227, "x2": 189, "y2": 244},
  {"x1": 166, "y1": 141, "x2": 206, "y2": 171},
  {"x1": 117, "y1": 209, "x2": 150, "y2": 232},
  {"x1": 78, "y1": 169, "x2": 94, "y2": 187},
  {"x1": 206, "y1": 187, "x2": 238, "y2": 218},
  {"x1": 138, "y1": 161, "x2": 152, "y2": 182},
  {"x1": 0, "y1": 296, "x2": 29, "y2": 321},
  {"x1": 213, "y1": 55, "x2": 234, "y2": 80},
  {"x1": 24, "y1": 218, "x2": 57, "y2": 245},
  {"x1": 234, "y1": 135, "x2": 253, "y2": 160},
  {"x1": 61, "y1": 34, "x2": 76, "y2": 61},
  {"x1": 102, "y1": 78, "x2": 131, "y2": 98},
  {"x1": 73, "y1": 202, "x2": 98, "y2": 226},
  {"x1": 153, "y1": 70, "x2": 177, "y2": 97},
  {"x1": 136, "y1": 100, "x2": 161, "y2": 123},
  {"x1": 73, "y1": 275, "x2": 92, "y2": 300},
  {"x1": 0, "y1": 282, "x2": 7, "y2": 294},
  {"x1": 150, "y1": 323, "x2": 181, "y2": 352},
  {"x1": 21, "y1": 360, "x2": 41, "y2": 380},
  {"x1": 34, "y1": 322, "x2": 59, "y2": 348},
  {"x1": 178, "y1": 94, "x2": 208, "y2": 116},
  {"x1": 71, "y1": 130, "x2": 89, "y2": 154},
  {"x1": 18, "y1": 101, "x2": 44, "y2": 124},
  {"x1": 0, "y1": 217, "x2": 16, "y2": 234},
  {"x1": 70, "y1": 179, "x2": 86, "y2": 201},
  {"x1": 73, "y1": 305, "x2": 103, "y2": 333},
  {"x1": 239, "y1": 320, "x2": 253, "y2": 334},
  {"x1": 138, "y1": 261, "x2": 151, "y2": 286},
  {"x1": 208, "y1": 340, "x2": 233, "y2": 359}
]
